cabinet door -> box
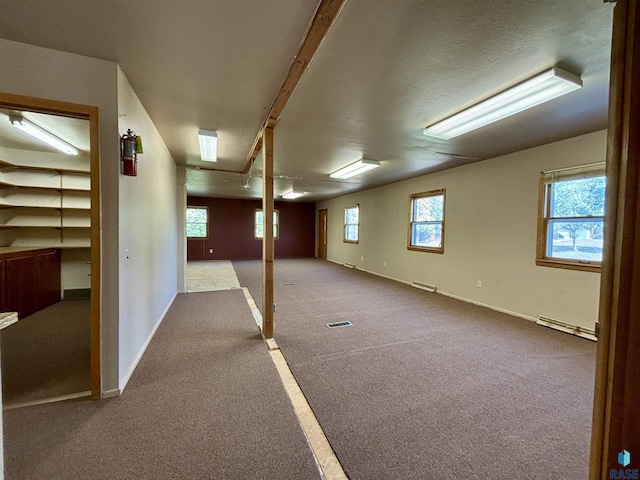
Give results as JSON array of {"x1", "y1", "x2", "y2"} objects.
[
  {"x1": 6, "y1": 255, "x2": 38, "y2": 318},
  {"x1": 37, "y1": 250, "x2": 61, "y2": 310}
]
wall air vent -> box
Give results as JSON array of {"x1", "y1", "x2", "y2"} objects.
[
  {"x1": 412, "y1": 281, "x2": 437, "y2": 293},
  {"x1": 537, "y1": 316, "x2": 597, "y2": 342},
  {"x1": 326, "y1": 321, "x2": 353, "y2": 328}
]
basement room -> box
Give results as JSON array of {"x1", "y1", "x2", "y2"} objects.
[{"x1": 0, "y1": 1, "x2": 637, "y2": 479}]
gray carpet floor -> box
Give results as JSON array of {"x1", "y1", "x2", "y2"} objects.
[
  {"x1": 233, "y1": 258, "x2": 597, "y2": 480},
  {"x1": 3, "y1": 290, "x2": 320, "y2": 480},
  {"x1": 1, "y1": 299, "x2": 91, "y2": 406}
]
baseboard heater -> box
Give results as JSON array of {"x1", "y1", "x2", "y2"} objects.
[
  {"x1": 343, "y1": 263, "x2": 356, "y2": 269},
  {"x1": 537, "y1": 316, "x2": 597, "y2": 341},
  {"x1": 412, "y1": 281, "x2": 437, "y2": 293}
]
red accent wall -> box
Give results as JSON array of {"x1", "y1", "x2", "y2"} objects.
[{"x1": 186, "y1": 197, "x2": 316, "y2": 260}]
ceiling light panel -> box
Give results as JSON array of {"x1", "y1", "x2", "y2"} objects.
[
  {"x1": 282, "y1": 191, "x2": 304, "y2": 199},
  {"x1": 330, "y1": 159, "x2": 381, "y2": 179},
  {"x1": 198, "y1": 129, "x2": 218, "y2": 162},
  {"x1": 423, "y1": 67, "x2": 583, "y2": 140},
  {"x1": 10, "y1": 116, "x2": 79, "y2": 155}
]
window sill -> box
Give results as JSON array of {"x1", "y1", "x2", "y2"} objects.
[
  {"x1": 343, "y1": 240, "x2": 359, "y2": 244},
  {"x1": 536, "y1": 258, "x2": 601, "y2": 273},
  {"x1": 407, "y1": 245, "x2": 444, "y2": 254}
]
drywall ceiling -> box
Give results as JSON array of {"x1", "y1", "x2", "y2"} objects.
[{"x1": 0, "y1": 0, "x2": 614, "y2": 202}]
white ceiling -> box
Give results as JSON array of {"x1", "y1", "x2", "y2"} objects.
[{"x1": 0, "y1": 0, "x2": 614, "y2": 202}]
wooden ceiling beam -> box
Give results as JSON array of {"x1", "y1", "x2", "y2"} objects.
[{"x1": 242, "y1": 0, "x2": 346, "y2": 174}]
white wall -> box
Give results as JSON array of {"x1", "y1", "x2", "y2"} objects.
[
  {"x1": 0, "y1": 38, "x2": 120, "y2": 392},
  {"x1": 117, "y1": 68, "x2": 178, "y2": 389},
  {"x1": 61, "y1": 249, "x2": 91, "y2": 291},
  {"x1": 318, "y1": 131, "x2": 606, "y2": 330}
]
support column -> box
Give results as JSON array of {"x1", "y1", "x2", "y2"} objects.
[
  {"x1": 262, "y1": 127, "x2": 275, "y2": 339},
  {"x1": 590, "y1": 0, "x2": 640, "y2": 477}
]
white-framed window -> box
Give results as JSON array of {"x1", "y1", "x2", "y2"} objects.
[
  {"x1": 255, "y1": 209, "x2": 279, "y2": 239},
  {"x1": 408, "y1": 189, "x2": 445, "y2": 253},
  {"x1": 536, "y1": 162, "x2": 605, "y2": 272},
  {"x1": 343, "y1": 205, "x2": 359, "y2": 243},
  {"x1": 186, "y1": 206, "x2": 208, "y2": 239}
]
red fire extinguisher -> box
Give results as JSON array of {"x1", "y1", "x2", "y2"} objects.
[{"x1": 121, "y1": 129, "x2": 138, "y2": 176}]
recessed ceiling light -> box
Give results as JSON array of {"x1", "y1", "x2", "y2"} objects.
[
  {"x1": 330, "y1": 159, "x2": 381, "y2": 179},
  {"x1": 198, "y1": 129, "x2": 217, "y2": 162},
  {"x1": 423, "y1": 67, "x2": 582, "y2": 140}
]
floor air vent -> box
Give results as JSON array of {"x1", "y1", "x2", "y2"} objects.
[
  {"x1": 326, "y1": 321, "x2": 353, "y2": 328},
  {"x1": 343, "y1": 263, "x2": 356, "y2": 269},
  {"x1": 537, "y1": 316, "x2": 597, "y2": 341},
  {"x1": 279, "y1": 282, "x2": 296, "y2": 286},
  {"x1": 412, "y1": 281, "x2": 437, "y2": 293}
]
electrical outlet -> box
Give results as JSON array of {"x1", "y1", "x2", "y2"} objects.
[
  {"x1": 209, "y1": 248, "x2": 213, "y2": 254},
  {"x1": 361, "y1": 256, "x2": 364, "y2": 261},
  {"x1": 477, "y1": 280, "x2": 482, "y2": 288},
  {"x1": 384, "y1": 261, "x2": 387, "y2": 266},
  {"x1": 124, "y1": 248, "x2": 130, "y2": 265}
]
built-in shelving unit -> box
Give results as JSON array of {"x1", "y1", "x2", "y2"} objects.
[{"x1": 0, "y1": 158, "x2": 90, "y2": 248}]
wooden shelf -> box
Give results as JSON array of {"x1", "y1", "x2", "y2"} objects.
[
  {"x1": 0, "y1": 159, "x2": 92, "y2": 249},
  {"x1": 0, "y1": 158, "x2": 89, "y2": 175},
  {"x1": 0, "y1": 204, "x2": 90, "y2": 211},
  {"x1": 0, "y1": 182, "x2": 89, "y2": 193},
  {"x1": 0, "y1": 225, "x2": 90, "y2": 230}
]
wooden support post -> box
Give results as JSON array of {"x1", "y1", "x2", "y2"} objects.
[
  {"x1": 590, "y1": 0, "x2": 640, "y2": 477},
  {"x1": 243, "y1": 0, "x2": 346, "y2": 174},
  {"x1": 262, "y1": 127, "x2": 275, "y2": 339}
]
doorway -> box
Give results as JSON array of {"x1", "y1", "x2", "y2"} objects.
[
  {"x1": 318, "y1": 209, "x2": 327, "y2": 260},
  {"x1": 0, "y1": 93, "x2": 101, "y2": 405}
]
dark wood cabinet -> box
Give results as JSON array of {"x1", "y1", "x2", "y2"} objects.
[
  {"x1": 37, "y1": 250, "x2": 62, "y2": 309},
  {"x1": 0, "y1": 248, "x2": 61, "y2": 318}
]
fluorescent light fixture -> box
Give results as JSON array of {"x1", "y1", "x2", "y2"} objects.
[
  {"x1": 10, "y1": 116, "x2": 78, "y2": 155},
  {"x1": 423, "y1": 67, "x2": 582, "y2": 140},
  {"x1": 282, "y1": 190, "x2": 304, "y2": 199},
  {"x1": 198, "y1": 129, "x2": 217, "y2": 162},
  {"x1": 330, "y1": 159, "x2": 381, "y2": 179}
]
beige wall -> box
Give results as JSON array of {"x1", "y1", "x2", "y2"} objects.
[
  {"x1": 318, "y1": 130, "x2": 606, "y2": 330},
  {"x1": 0, "y1": 40, "x2": 180, "y2": 394},
  {"x1": 117, "y1": 67, "x2": 178, "y2": 389},
  {"x1": 0, "y1": 38, "x2": 120, "y2": 392}
]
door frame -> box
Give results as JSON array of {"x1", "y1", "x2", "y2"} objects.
[
  {"x1": 0, "y1": 92, "x2": 102, "y2": 399},
  {"x1": 318, "y1": 209, "x2": 328, "y2": 260}
]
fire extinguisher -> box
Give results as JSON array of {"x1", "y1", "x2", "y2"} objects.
[{"x1": 121, "y1": 129, "x2": 138, "y2": 176}]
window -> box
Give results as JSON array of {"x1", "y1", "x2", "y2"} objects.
[
  {"x1": 255, "y1": 209, "x2": 279, "y2": 239},
  {"x1": 408, "y1": 189, "x2": 445, "y2": 253},
  {"x1": 186, "y1": 206, "x2": 208, "y2": 238},
  {"x1": 536, "y1": 163, "x2": 605, "y2": 272},
  {"x1": 344, "y1": 205, "x2": 359, "y2": 243}
]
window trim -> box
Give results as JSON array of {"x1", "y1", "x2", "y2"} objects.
[
  {"x1": 254, "y1": 208, "x2": 280, "y2": 240},
  {"x1": 343, "y1": 204, "x2": 360, "y2": 244},
  {"x1": 186, "y1": 205, "x2": 209, "y2": 239},
  {"x1": 535, "y1": 164, "x2": 605, "y2": 273},
  {"x1": 407, "y1": 189, "x2": 445, "y2": 254}
]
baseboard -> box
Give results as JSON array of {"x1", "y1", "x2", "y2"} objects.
[
  {"x1": 437, "y1": 290, "x2": 537, "y2": 323},
  {"x1": 3, "y1": 390, "x2": 92, "y2": 410},
  {"x1": 101, "y1": 388, "x2": 121, "y2": 398},
  {"x1": 118, "y1": 291, "x2": 178, "y2": 393},
  {"x1": 344, "y1": 264, "x2": 537, "y2": 323},
  {"x1": 354, "y1": 266, "x2": 414, "y2": 286},
  {"x1": 63, "y1": 288, "x2": 91, "y2": 300}
]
